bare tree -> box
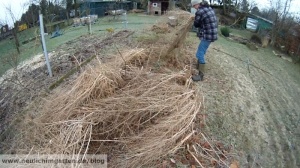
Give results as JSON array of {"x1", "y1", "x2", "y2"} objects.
[
  {"x1": 268, "y1": 0, "x2": 294, "y2": 46},
  {"x1": 64, "y1": 0, "x2": 73, "y2": 25},
  {"x1": 240, "y1": 0, "x2": 249, "y2": 12},
  {"x1": 222, "y1": 0, "x2": 257, "y2": 27},
  {"x1": 40, "y1": 0, "x2": 48, "y2": 16},
  {"x1": 251, "y1": 6, "x2": 260, "y2": 15},
  {"x1": 21, "y1": 1, "x2": 40, "y2": 27},
  {"x1": 0, "y1": 19, "x2": 5, "y2": 27},
  {"x1": 176, "y1": 0, "x2": 190, "y2": 11},
  {"x1": 4, "y1": 5, "x2": 21, "y2": 54},
  {"x1": 74, "y1": 0, "x2": 79, "y2": 17},
  {"x1": 0, "y1": 7, "x2": 26, "y2": 89},
  {"x1": 134, "y1": 0, "x2": 148, "y2": 9}
]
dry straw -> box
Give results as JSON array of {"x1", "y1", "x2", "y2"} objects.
[
  {"x1": 17, "y1": 10, "x2": 203, "y2": 167},
  {"x1": 21, "y1": 65, "x2": 201, "y2": 167}
]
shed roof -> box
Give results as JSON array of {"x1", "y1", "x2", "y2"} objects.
[{"x1": 248, "y1": 13, "x2": 274, "y2": 25}]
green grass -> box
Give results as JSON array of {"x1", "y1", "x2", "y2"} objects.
[
  {"x1": 19, "y1": 27, "x2": 39, "y2": 41},
  {"x1": 218, "y1": 25, "x2": 255, "y2": 39},
  {"x1": 0, "y1": 14, "x2": 159, "y2": 76},
  {"x1": 229, "y1": 27, "x2": 255, "y2": 39}
]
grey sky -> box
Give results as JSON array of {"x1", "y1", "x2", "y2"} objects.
[
  {"x1": 0, "y1": 0, "x2": 28, "y2": 26},
  {"x1": 0, "y1": 0, "x2": 299, "y2": 27}
]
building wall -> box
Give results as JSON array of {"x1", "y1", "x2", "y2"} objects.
[
  {"x1": 148, "y1": 0, "x2": 169, "y2": 15},
  {"x1": 0, "y1": 25, "x2": 12, "y2": 41},
  {"x1": 149, "y1": 2, "x2": 162, "y2": 15}
]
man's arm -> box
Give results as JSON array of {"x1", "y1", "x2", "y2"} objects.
[{"x1": 194, "y1": 11, "x2": 202, "y2": 28}]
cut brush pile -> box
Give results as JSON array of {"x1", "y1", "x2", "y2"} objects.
[
  {"x1": 15, "y1": 10, "x2": 208, "y2": 167},
  {"x1": 24, "y1": 67, "x2": 201, "y2": 167}
]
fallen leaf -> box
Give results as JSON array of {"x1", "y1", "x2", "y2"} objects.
[
  {"x1": 211, "y1": 160, "x2": 217, "y2": 166},
  {"x1": 201, "y1": 142, "x2": 210, "y2": 149},
  {"x1": 230, "y1": 160, "x2": 239, "y2": 168}
]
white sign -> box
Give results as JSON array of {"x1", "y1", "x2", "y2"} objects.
[{"x1": 246, "y1": 17, "x2": 258, "y2": 31}]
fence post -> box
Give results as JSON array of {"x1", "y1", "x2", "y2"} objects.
[
  {"x1": 88, "y1": 16, "x2": 92, "y2": 34},
  {"x1": 122, "y1": 12, "x2": 128, "y2": 29},
  {"x1": 39, "y1": 11, "x2": 53, "y2": 77}
]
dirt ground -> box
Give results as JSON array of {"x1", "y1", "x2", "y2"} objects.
[
  {"x1": 1, "y1": 13, "x2": 300, "y2": 167},
  {"x1": 0, "y1": 30, "x2": 136, "y2": 145},
  {"x1": 186, "y1": 33, "x2": 300, "y2": 167}
]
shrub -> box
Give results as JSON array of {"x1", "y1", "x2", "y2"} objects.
[
  {"x1": 250, "y1": 34, "x2": 262, "y2": 44},
  {"x1": 221, "y1": 27, "x2": 230, "y2": 37}
]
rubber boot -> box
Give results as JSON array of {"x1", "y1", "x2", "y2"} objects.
[
  {"x1": 193, "y1": 60, "x2": 200, "y2": 69},
  {"x1": 192, "y1": 64, "x2": 205, "y2": 81}
]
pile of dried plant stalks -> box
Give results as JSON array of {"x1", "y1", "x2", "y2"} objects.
[
  {"x1": 17, "y1": 11, "x2": 204, "y2": 167},
  {"x1": 20, "y1": 63, "x2": 201, "y2": 167}
]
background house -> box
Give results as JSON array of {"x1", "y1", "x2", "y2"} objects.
[
  {"x1": 0, "y1": 25, "x2": 12, "y2": 40},
  {"x1": 80, "y1": 0, "x2": 133, "y2": 17},
  {"x1": 246, "y1": 13, "x2": 273, "y2": 33},
  {"x1": 148, "y1": 0, "x2": 170, "y2": 15}
]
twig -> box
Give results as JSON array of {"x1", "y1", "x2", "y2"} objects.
[
  {"x1": 199, "y1": 133, "x2": 229, "y2": 167},
  {"x1": 171, "y1": 130, "x2": 195, "y2": 153},
  {"x1": 194, "y1": 145, "x2": 220, "y2": 163},
  {"x1": 187, "y1": 144, "x2": 205, "y2": 168},
  {"x1": 229, "y1": 16, "x2": 246, "y2": 28},
  {"x1": 87, "y1": 139, "x2": 126, "y2": 142},
  {"x1": 114, "y1": 44, "x2": 127, "y2": 76}
]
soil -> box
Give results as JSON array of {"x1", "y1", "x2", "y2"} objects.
[{"x1": 187, "y1": 34, "x2": 300, "y2": 167}]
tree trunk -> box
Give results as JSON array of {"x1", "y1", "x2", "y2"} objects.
[
  {"x1": 169, "y1": 0, "x2": 175, "y2": 10},
  {"x1": 223, "y1": 1, "x2": 226, "y2": 14},
  {"x1": 66, "y1": 11, "x2": 70, "y2": 26},
  {"x1": 31, "y1": 10, "x2": 35, "y2": 27},
  {"x1": 74, "y1": 0, "x2": 78, "y2": 17},
  {"x1": 12, "y1": 28, "x2": 20, "y2": 54}
]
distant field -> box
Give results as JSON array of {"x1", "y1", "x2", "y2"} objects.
[{"x1": 0, "y1": 13, "x2": 158, "y2": 76}]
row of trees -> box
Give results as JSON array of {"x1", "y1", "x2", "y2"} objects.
[
  {"x1": 0, "y1": 0, "x2": 79, "y2": 57},
  {"x1": 251, "y1": 0, "x2": 299, "y2": 47},
  {"x1": 18, "y1": 0, "x2": 80, "y2": 27},
  {"x1": 2, "y1": 0, "x2": 299, "y2": 52}
]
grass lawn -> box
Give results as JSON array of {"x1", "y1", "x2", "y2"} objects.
[{"x1": 0, "y1": 13, "x2": 159, "y2": 76}]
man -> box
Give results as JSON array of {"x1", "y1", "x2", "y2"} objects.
[{"x1": 191, "y1": 0, "x2": 218, "y2": 81}]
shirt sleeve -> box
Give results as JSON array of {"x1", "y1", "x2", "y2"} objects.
[{"x1": 194, "y1": 10, "x2": 202, "y2": 28}]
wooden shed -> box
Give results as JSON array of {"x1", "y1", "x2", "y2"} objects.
[
  {"x1": 246, "y1": 14, "x2": 274, "y2": 32},
  {"x1": 148, "y1": 0, "x2": 169, "y2": 15}
]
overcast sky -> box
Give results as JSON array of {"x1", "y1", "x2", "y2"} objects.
[
  {"x1": 0, "y1": 0, "x2": 299, "y2": 26},
  {"x1": 0, "y1": 0, "x2": 28, "y2": 26}
]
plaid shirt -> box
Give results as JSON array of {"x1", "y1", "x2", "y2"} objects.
[{"x1": 194, "y1": 6, "x2": 218, "y2": 42}]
